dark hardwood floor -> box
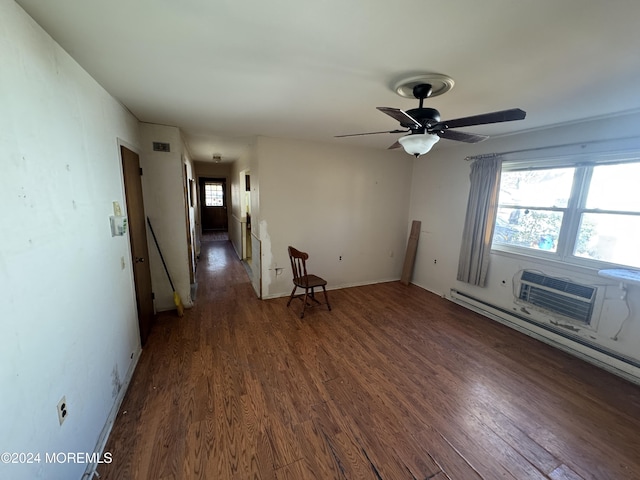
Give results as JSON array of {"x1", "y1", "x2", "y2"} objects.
[{"x1": 97, "y1": 239, "x2": 640, "y2": 480}]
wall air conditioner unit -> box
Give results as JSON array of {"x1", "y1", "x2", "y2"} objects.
[{"x1": 518, "y1": 270, "x2": 597, "y2": 325}]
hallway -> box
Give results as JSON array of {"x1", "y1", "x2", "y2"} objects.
[
  {"x1": 96, "y1": 239, "x2": 640, "y2": 480},
  {"x1": 97, "y1": 236, "x2": 270, "y2": 479}
]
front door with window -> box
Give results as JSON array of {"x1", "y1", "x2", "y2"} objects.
[{"x1": 200, "y1": 177, "x2": 228, "y2": 231}]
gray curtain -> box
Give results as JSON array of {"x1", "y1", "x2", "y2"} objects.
[{"x1": 456, "y1": 156, "x2": 502, "y2": 286}]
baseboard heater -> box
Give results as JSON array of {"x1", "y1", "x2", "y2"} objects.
[{"x1": 449, "y1": 289, "x2": 640, "y2": 373}]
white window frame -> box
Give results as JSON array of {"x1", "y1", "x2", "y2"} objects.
[{"x1": 492, "y1": 154, "x2": 640, "y2": 270}]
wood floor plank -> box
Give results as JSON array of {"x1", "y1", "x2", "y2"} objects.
[
  {"x1": 265, "y1": 419, "x2": 302, "y2": 469},
  {"x1": 274, "y1": 457, "x2": 320, "y2": 480},
  {"x1": 310, "y1": 401, "x2": 380, "y2": 480},
  {"x1": 412, "y1": 426, "x2": 483, "y2": 480},
  {"x1": 182, "y1": 420, "x2": 206, "y2": 479},
  {"x1": 548, "y1": 464, "x2": 586, "y2": 480},
  {"x1": 322, "y1": 379, "x2": 421, "y2": 479},
  {"x1": 96, "y1": 239, "x2": 640, "y2": 480},
  {"x1": 292, "y1": 419, "x2": 345, "y2": 479},
  {"x1": 239, "y1": 393, "x2": 274, "y2": 480}
]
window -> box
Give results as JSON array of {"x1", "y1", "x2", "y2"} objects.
[
  {"x1": 204, "y1": 182, "x2": 224, "y2": 207},
  {"x1": 492, "y1": 159, "x2": 640, "y2": 269}
]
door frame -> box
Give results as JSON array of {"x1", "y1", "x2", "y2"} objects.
[{"x1": 183, "y1": 162, "x2": 196, "y2": 284}]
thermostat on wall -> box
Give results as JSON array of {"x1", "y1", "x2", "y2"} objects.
[{"x1": 110, "y1": 215, "x2": 128, "y2": 236}]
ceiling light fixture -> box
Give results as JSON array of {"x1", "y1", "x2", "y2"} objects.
[
  {"x1": 392, "y1": 74, "x2": 451, "y2": 157},
  {"x1": 397, "y1": 133, "x2": 440, "y2": 157},
  {"x1": 212, "y1": 154, "x2": 222, "y2": 163}
]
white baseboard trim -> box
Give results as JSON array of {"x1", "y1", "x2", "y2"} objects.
[
  {"x1": 261, "y1": 277, "x2": 401, "y2": 300},
  {"x1": 82, "y1": 347, "x2": 142, "y2": 479}
]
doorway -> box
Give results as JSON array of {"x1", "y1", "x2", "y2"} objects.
[
  {"x1": 199, "y1": 177, "x2": 228, "y2": 232},
  {"x1": 239, "y1": 169, "x2": 252, "y2": 261},
  {"x1": 183, "y1": 163, "x2": 196, "y2": 284},
  {"x1": 244, "y1": 172, "x2": 251, "y2": 263},
  {"x1": 121, "y1": 146, "x2": 154, "y2": 345}
]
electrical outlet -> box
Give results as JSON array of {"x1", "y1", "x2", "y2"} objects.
[
  {"x1": 120, "y1": 256, "x2": 126, "y2": 270},
  {"x1": 57, "y1": 396, "x2": 68, "y2": 425}
]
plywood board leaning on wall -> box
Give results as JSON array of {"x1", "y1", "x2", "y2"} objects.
[{"x1": 401, "y1": 220, "x2": 421, "y2": 285}]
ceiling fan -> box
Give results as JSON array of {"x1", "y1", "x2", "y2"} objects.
[{"x1": 336, "y1": 83, "x2": 526, "y2": 157}]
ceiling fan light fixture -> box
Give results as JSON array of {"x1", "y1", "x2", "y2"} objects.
[{"x1": 398, "y1": 133, "x2": 440, "y2": 157}]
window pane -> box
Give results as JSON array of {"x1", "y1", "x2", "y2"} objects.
[
  {"x1": 586, "y1": 163, "x2": 640, "y2": 211},
  {"x1": 205, "y1": 183, "x2": 224, "y2": 207},
  {"x1": 574, "y1": 213, "x2": 640, "y2": 267},
  {"x1": 499, "y1": 168, "x2": 574, "y2": 208},
  {"x1": 493, "y1": 207, "x2": 563, "y2": 252}
]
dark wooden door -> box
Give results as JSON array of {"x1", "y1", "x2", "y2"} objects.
[
  {"x1": 121, "y1": 146, "x2": 154, "y2": 345},
  {"x1": 200, "y1": 177, "x2": 228, "y2": 231}
]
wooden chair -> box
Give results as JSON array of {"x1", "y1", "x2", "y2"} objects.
[{"x1": 287, "y1": 246, "x2": 331, "y2": 318}]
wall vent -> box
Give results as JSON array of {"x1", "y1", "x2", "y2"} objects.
[
  {"x1": 152, "y1": 142, "x2": 170, "y2": 152},
  {"x1": 518, "y1": 271, "x2": 597, "y2": 325}
]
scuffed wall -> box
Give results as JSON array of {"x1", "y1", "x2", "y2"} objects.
[
  {"x1": 139, "y1": 123, "x2": 193, "y2": 311},
  {"x1": 1, "y1": 2, "x2": 142, "y2": 478},
  {"x1": 254, "y1": 136, "x2": 413, "y2": 299}
]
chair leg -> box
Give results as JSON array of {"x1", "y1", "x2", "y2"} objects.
[
  {"x1": 309, "y1": 287, "x2": 320, "y2": 304},
  {"x1": 322, "y1": 285, "x2": 331, "y2": 311},
  {"x1": 301, "y1": 287, "x2": 309, "y2": 318},
  {"x1": 287, "y1": 286, "x2": 297, "y2": 307}
]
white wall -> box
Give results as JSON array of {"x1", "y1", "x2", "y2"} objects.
[
  {"x1": 229, "y1": 142, "x2": 263, "y2": 296},
  {"x1": 255, "y1": 136, "x2": 414, "y2": 299},
  {"x1": 139, "y1": 123, "x2": 193, "y2": 311},
  {"x1": 408, "y1": 110, "x2": 640, "y2": 382},
  {"x1": 228, "y1": 145, "x2": 254, "y2": 259},
  {"x1": 0, "y1": 2, "x2": 142, "y2": 478}
]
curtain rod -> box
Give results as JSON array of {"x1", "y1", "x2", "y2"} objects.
[{"x1": 464, "y1": 135, "x2": 640, "y2": 161}]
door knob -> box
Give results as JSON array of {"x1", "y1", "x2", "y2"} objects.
[{"x1": 135, "y1": 257, "x2": 145, "y2": 263}]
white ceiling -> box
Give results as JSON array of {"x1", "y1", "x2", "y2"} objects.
[{"x1": 15, "y1": 0, "x2": 640, "y2": 162}]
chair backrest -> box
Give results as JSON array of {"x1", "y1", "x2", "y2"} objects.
[{"x1": 288, "y1": 246, "x2": 309, "y2": 281}]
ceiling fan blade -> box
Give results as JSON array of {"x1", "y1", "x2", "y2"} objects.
[
  {"x1": 438, "y1": 129, "x2": 489, "y2": 143},
  {"x1": 335, "y1": 129, "x2": 408, "y2": 138},
  {"x1": 388, "y1": 141, "x2": 401, "y2": 150},
  {"x1": 442, "y1": 108, "x2": 526, "y2": 129},
  {"x1": 377, "y1": 107, "x2": 422, "y2": 129}
]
